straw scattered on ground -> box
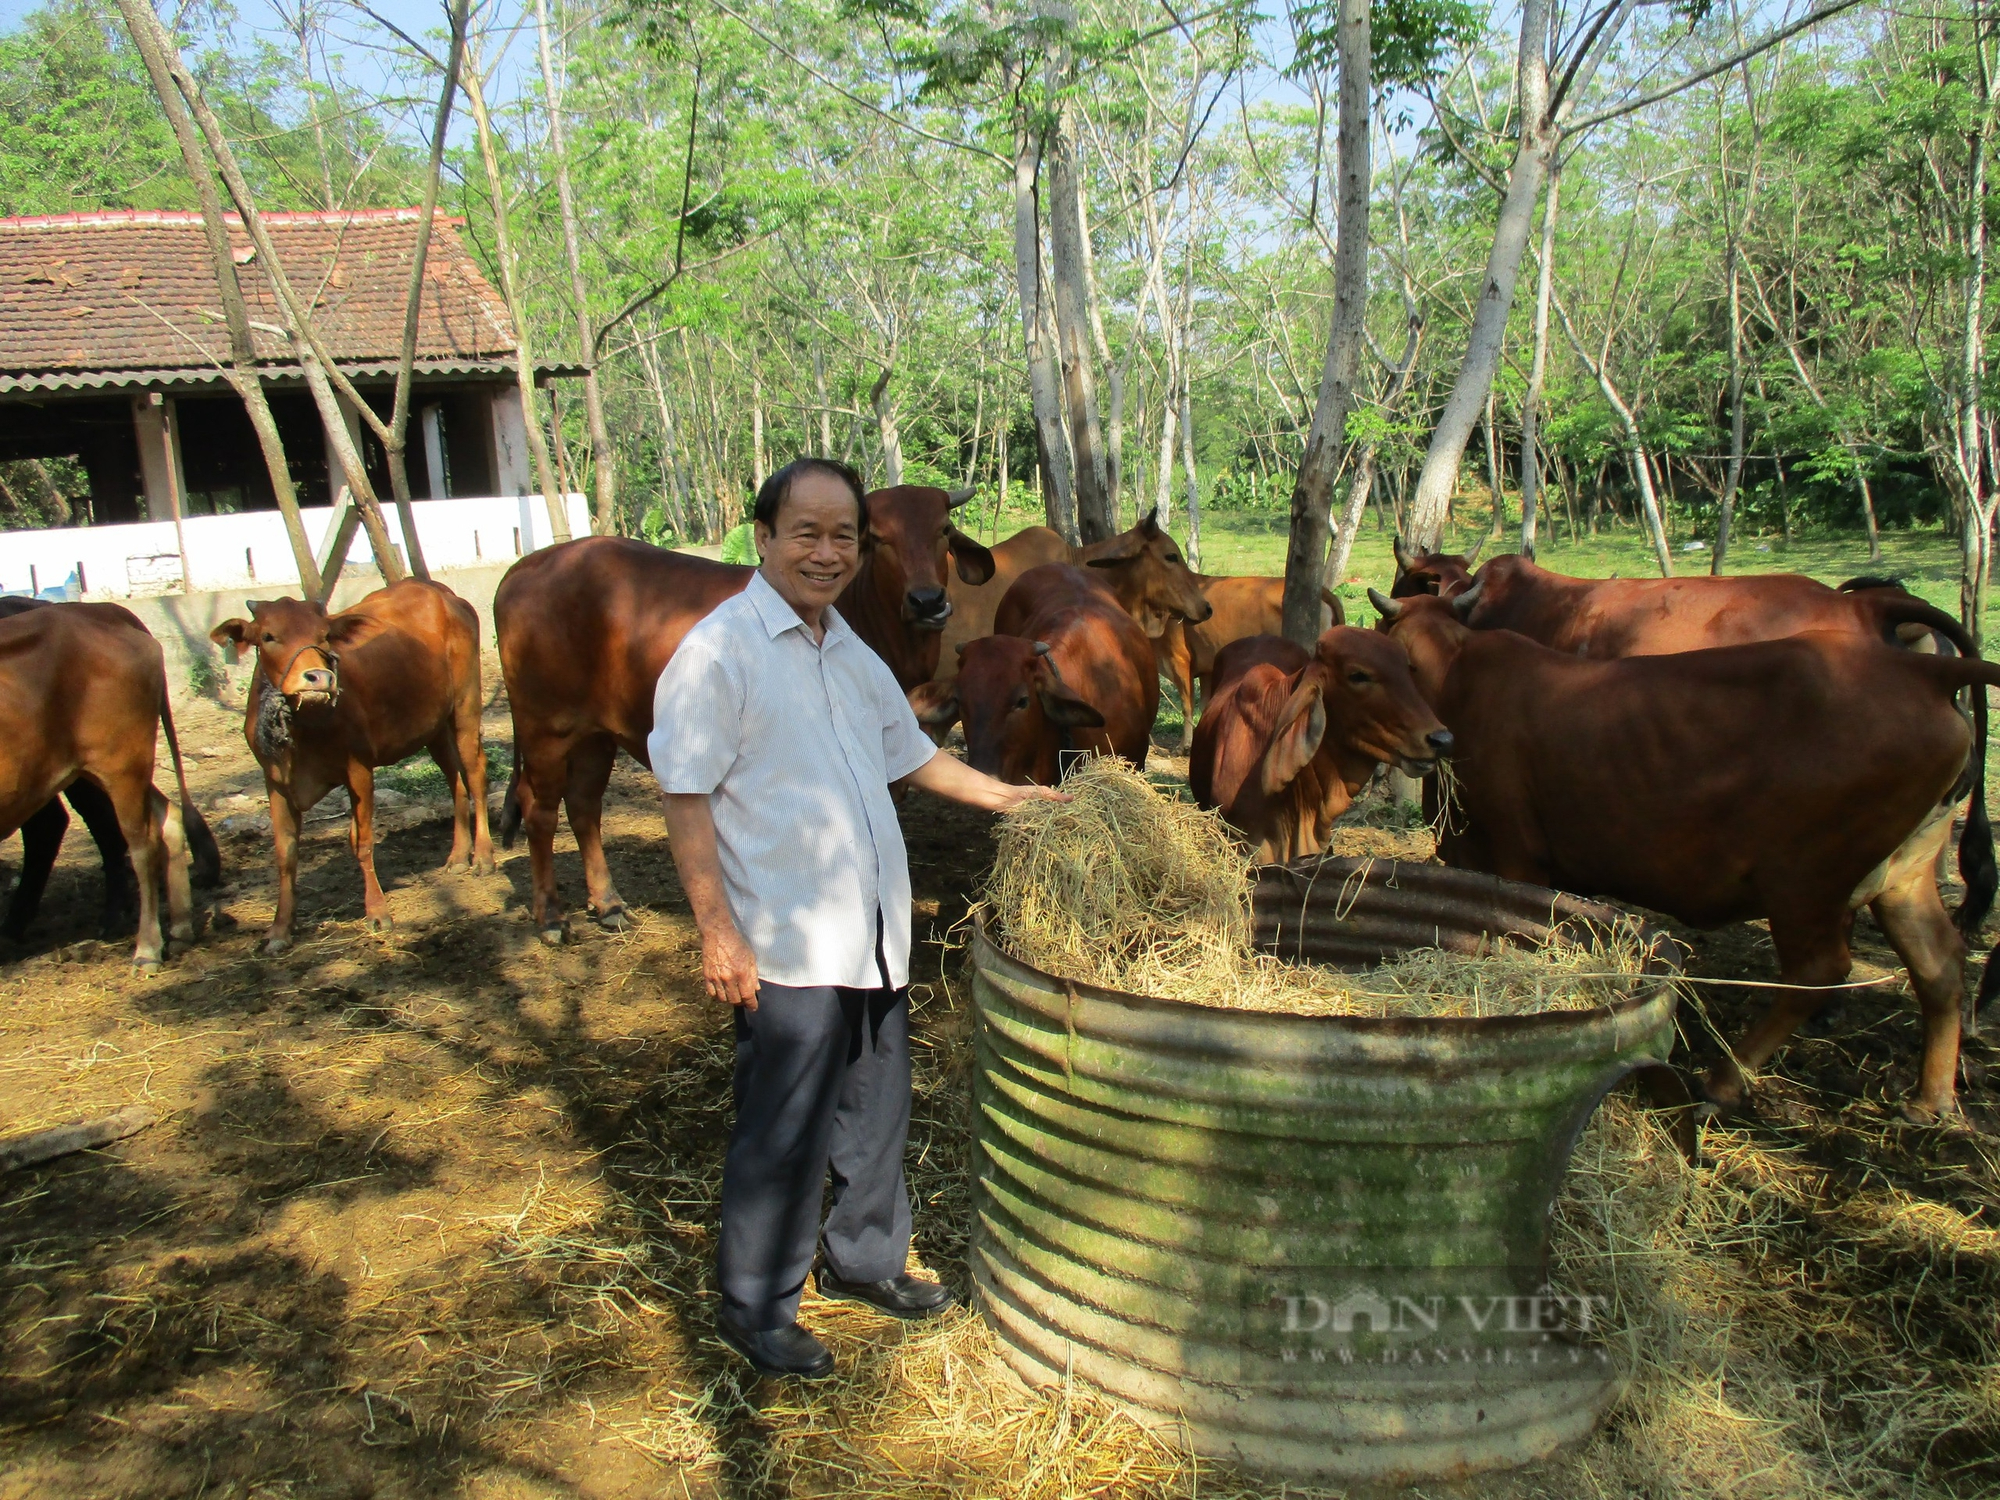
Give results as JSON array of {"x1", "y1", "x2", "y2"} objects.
[{"x1": 985, "y1": 757, "x2": 1656, "y2": 1017}]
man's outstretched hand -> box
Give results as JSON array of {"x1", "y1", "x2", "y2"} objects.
[{"x1": 904, "y1": 749, "x2": 1071, "y2": 812}]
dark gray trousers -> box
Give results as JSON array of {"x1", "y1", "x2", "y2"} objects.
[{"x1": 716, "y1": 971, "x2": 913, "y2": 1331}]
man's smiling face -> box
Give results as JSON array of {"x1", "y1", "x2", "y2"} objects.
[{"x1": 756, "y1": 470, "x2": 863, "y2": 626}]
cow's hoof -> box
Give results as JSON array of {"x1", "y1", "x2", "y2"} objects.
[
  {"x1": 263, "y1": 935, "x2": 292, "y2": 956},
  {"x1": 1898, "y1": 1098, "x2": 1962, "y2": 1127},
  {"x1": 595, "y1": 906, "x2": 630, "y2": 933},
  {"x1": 131, "y1": 957, "x2": 162, "y2": 975},
  {"x1": 473, "y1": 856, "x2": 497, "y2": 877},
  {"x1": 539, "y1": 924, "x2": 566, "y2": 948},
  {"x1": 366, "y1": 915, "x2": 394, "y2": 935}
]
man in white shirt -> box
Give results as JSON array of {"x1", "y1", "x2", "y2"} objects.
[{"x1": 650, "y1": 458, "x2": 1058, "y2": 1379}]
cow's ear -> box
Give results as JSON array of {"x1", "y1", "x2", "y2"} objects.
[
  {"x1": 946, "y1": 529, "x2": 996, "y2": 586},
  {"x1": 1037, "y1": 681, "x2": 1105, "y2": 729},
  {"x1": 1260, "y1": 678, "x2": 1326, "y2": 795},
  {"x1": 210, "y1": 617, "x2": 251, "y2": 663},
  {"x1": 908, "y1": 681, "x2": 960, "y2": 728}
]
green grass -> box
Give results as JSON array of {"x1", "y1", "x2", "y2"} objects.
[{"x1": 377, "y1": 742, "x2": 511, "y2": 800}]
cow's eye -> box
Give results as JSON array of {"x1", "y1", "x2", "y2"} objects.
[
  {"x1": 1165, "y1": 552, "x2": 1182, "y2": 563},
  {"x1": 1347, "y1": 671, "x2": 1372, "y2": 687},
  {"x1": 1011, "y1": 693, "x2": 1030, "y2": 712},
  {"x1": 263, "y1": 633, "x2": 275, "y2": 644}
]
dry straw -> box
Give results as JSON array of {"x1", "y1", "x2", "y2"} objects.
[{"x1": 985, "y1": 756, "x2": 1653, "y2": 1017}]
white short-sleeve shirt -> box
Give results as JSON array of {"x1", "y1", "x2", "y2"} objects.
[{"x1": 647, "y1": 570, "x2": 939, "y2": 989}]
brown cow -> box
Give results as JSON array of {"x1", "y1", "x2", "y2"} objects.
[
  {"x1": 212, "y1": 580, "x2": 491, "y2": 954},
  {"x1": 495, "y1": 486, "x2": 994, "y2": 942},
  {"x1": 909, "y1": 564, "x2": 1157, "y2": 784},
  {"x1": 1416, "y1": 555, "x2": 1998, "y2": 933},
  {"x1": 1372, "y1": 589, "x2": 2000, "y2": 1120},
  {"x1": 933, "y1": 509, "x2": 1212, "y2": 684},
  {"x1": 938, "y1": 524, "x2": 1072, "y2": 670},
  {"x1": 0, "y1": 603, "x2": 193, "y2": 967},
  {"x1": 1156, "y1": 575, "x2": 1347, "y2": 751},
  {"x1": 1189, "y1": 630, "x2": 1451, "y2": 864},
  {"x1": 0, "y1": 597, "x2": 218, "y2": 940},
  {"x1": 1389, "y1": 534, "x2": 1483, "y2": 599}
]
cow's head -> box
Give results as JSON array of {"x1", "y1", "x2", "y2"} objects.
[
  {"x1": 1083, "y1": 509, "x2": 1214, "y2": 636},
  {"x1": 918, "y1": 636, "x2": 1103, "y2": 784},
  {"x1": 1367, "y1": 585, "x2": 1477, "y2": 700},
  {"x1": 1308, "y1": 626, "x2": 1453, "y2": 777},
  {"x1": 1390, "y1": 533, "x2": 1482, "y2": 600},
  {"x1": 858, "y1": 485, "x2": 996, "y2": 631},
  {"x1": 210, "y1": 596, "x2": 348, "y2": 705}
]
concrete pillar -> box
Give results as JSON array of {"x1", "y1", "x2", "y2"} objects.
[
  {"x1": 421, "y1": 403, "x2": 447, "y2": 498},
  {"x1": 131, "y1": 392, "x2": 188, "y2": 522},
  {"x1": 490, "y1": 386, "x2": 530, "y2": 497}
]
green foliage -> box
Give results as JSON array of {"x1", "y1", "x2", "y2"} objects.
[{"x1": 1288, "y1": 0, "x2": 1485, "y2": 88}]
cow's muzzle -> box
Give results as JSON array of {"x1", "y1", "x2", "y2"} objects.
[
  {"x1": 905, "y1": 588, "x2": 952, "y2": 629},
  {"x1": 1394, "y1": 729, "x2": 1454, "y2": 777},
  {"x1": 281, "y1": 644, "x2": 341, "y2": 707}
]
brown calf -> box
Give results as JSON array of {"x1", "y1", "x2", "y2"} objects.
[
  {"x1": 911, "y1": 564, "x2": 1158, "y2": 783},
  {"x1": 1374, "y1": 589, "x2": 2000, "y2": 1120},
  {"x1": 1190, "y1": 630, "x2": 1451, "y2": 864},
  {"x1": 1389, "y1": 533, "x2": 1484, "y2": 599},
  {"x1": 495, "y1": 487, "x2": 992, "y2": 943},
  {"x1": 212, "y1": 580, "x2": 491, "y2": 954},
  {"x1": 937, "y1": 524, "x2": 1072, "y2": 673},
  {"x1": 1155, "y1": 575, "x2": 1347, "y2": 750},
  {"x1": 0, "y1": 603, "x2": 192, "y2": 967}
]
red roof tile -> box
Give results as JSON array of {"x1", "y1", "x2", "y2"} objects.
[{"x1": 0, "y1": 209, "x2": 518, "y2": 377}]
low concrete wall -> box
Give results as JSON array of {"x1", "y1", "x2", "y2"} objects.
[
  {"x1": 121, "y1": 561, "x2": 516, "y2": 700},
  {"x1": 3, "y1": 494, "x2": 588, "y2": 599}
]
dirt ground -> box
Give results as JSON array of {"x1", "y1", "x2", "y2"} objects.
[{"x1": 2, "y1": 669, "x2": 1997, "y2": 1499}]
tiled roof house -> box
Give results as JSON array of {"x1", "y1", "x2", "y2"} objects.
[{"x1": 0, "y1": 208, "x2": 574, "y2": 524}]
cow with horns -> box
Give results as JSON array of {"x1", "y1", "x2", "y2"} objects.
[
  {"x1": 496, "y1": 481, "x2": 995, "y2": 944},
  {"x1": 1370, "y1": 584, "x2": 2000, "y2": 1121}
]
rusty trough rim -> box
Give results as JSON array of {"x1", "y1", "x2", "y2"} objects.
[{"x1": 972, "y1": 857, "x2": 1683, "y2": 1041}]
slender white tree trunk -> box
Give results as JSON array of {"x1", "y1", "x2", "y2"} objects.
[{"x1": 1519, "y1": 166, "x2": 1560, "y2": 554}]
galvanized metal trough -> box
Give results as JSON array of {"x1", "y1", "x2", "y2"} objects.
[{"x1": 970, "y1": 855, "x2": 1687, "y2": 1483}]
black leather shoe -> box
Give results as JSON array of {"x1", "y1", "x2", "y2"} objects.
[
  {"x1": 814, "y1": 1268, "x2": 958, "y2": 1320},
  {"x1": 714, "y1": 1316, "x2": 835, "y2": 1379}
]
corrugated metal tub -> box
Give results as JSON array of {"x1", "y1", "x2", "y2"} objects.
[{"x1": 970, "y1": 856, "x2": 1688, "y2": 1482}]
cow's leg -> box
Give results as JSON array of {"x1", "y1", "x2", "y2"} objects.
[
  {"x1": 1872, "y1": 869, "x2": 1968, "y2": 1122},
  {"x1": 66, "y1": 778, "x2": 136, "y2": 936},
  {"x1": 155, "y1": 787, "x2": 194, "y2": 948},
  {"x1": 518, "y1": 737, "x2": 569, "y2": 944},
  {"x1": 457, "y1": 712, "x2": 495, "y2": 875},
  {"x1": 565, "y1": 734, "x2": 629, "y2": 931},
  {"x1": 1171, "y1": 640, "x2": 1197, "y2": 753},
  {"x1": 1703, "y1": 907, "x2": 1852, "y2": 1111},
  {"x1": 265, "y1": 787, "x2": 302, "y2": 954},
  {"x1": 430, "y1": 731, "x2": 473, "y2": 872},
  {"x1": 107, "y1": 776, "x2": 166, "y2": 971},
  {"x1": 2, "y1": 798, "x2": 69, "y2": 941},
  {"x1": 347, "y1": 762, "x2": 392, "y2": 933}
]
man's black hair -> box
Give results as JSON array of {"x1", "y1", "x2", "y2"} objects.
[{"x1": 752, "y1": 458, "x2": 869, "y2": 533}]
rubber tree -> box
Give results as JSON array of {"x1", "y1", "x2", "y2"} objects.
[
  {"x1": 463, "y1": 37, "x2": 572, "y2": 547},
  {"x1": 1046, "y1": 96, "x2": 1114, "y2": 541},
  {"x1": 1517, "y1": 165, "x2": 1560, "y2": 555},
  {"x1": 534, "y1": 0, "x2": 618, "y2": 535},
  {"x1": 1280, "y1": 0, "x2": 1372, "y2": 646},
  {"x1": 1404, "y1": 0, "x2": 1638, "y2": 550},
  {"x1": 114, "y1": 0, "x2": 322, "y2": 597}
]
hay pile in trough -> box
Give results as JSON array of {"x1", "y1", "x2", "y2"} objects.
[{"x1": 984, "y1": 757, "x2": 1653, "y2": 1017}]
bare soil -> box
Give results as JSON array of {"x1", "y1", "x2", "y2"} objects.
[{"x1": 1, "y1": 680, "x2": 1995, "y2": 1498}]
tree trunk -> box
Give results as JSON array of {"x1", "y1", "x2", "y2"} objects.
[
  {"x1": 869, "y1": 367, "x2": 903, "y2": 487},
  {"x1": 1328, "y1": 315, "x2": 1423, "y2": 587},
  {"x1": 1557, "y1": 298, "x2": 1672, "y2": 575},
  {"x1": 1483, "y1": 389, "x2": 1505, "y2": 537},
  {"x1": 464, "y1": 49, "x2": 571, "y2": 546},
  {"x1": 115, "y1": 0, "x2": 322, "y2": 595},
  {"x1": 1005, "y1": 81, "x2": 1076, "y2": 541},
  {"x1": 1960, "y1": 33, "x2": 1994, "y2": 642},
  {"x1": 1280, "y1": 0, "x2": 1370, "y2": 646},
  {"x1": 1046, "y1": 100, "x2": 1113, "y2": 542},
  {"x1": 1179, "y1": 361, "x2": 1202, "y2": 569},
  {"x1": 1519, "y1": 167, "x2": 1560, "y2": 555},
  {"x1": 386, "y1": 0, "x2": 469, "y2": 579},
  {"x1": 534, "y1": 0, "x2": 615, "y2": 536},
  {"x1": 1714, "y1": 252, "x2": 1746, "y2": 574},
  {"x1": 752, "y1": 375, "x2": 768, "y2": 488},
  {"x1": 1405, "y1": 0, "x2": 1554, "y2": 550},
  {"x1": 814, "y1": 345, "x2": 833, "y2": 454}
]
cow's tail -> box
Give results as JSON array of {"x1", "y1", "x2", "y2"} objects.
[
  {"x1": 1932, "y1": 654, "x2": 2000, "y2": 943},
  {"x1": 159, "y1": 691, "x2": 221, "y2": 889},
  {"x1": 501, "y1": 745, "x2": 523, "y2": 849}
]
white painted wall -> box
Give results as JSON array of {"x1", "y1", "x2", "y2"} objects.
[{"x1": 0, "y1": 494, "x2": 590, "y2": 600}]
